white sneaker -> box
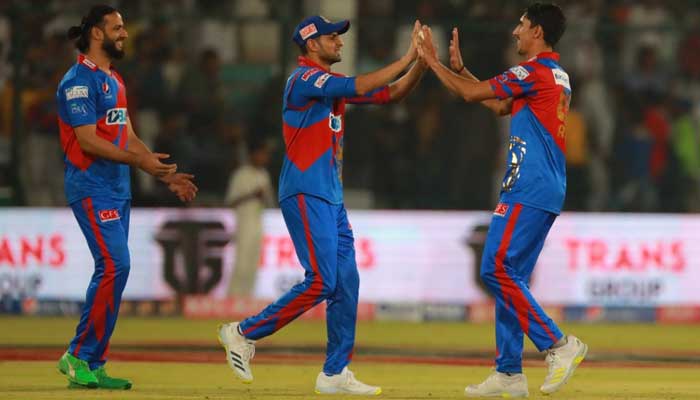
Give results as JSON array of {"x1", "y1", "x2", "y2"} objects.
[
  {"x1": 465, "y1": 370, "x2": 529, "y2": 398},
  {"x1": 315, "y1": 367, "x2": 382, "y2": 395},
  {"x1": 217, "y1": 322, "x2": 255, "y2": 383},
  {"x1": 540, "y1": 335, "x2": 588, "y2": 394}
]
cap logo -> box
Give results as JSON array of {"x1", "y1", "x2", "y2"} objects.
[{"x1": 300, "y1": 23, "x2": 318, "y2": 40}]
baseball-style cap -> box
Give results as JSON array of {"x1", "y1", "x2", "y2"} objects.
[{"x1": 292, "y1": 15, "x2": 350, "y2": 47}]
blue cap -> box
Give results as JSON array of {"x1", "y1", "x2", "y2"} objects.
[{"x1": 292, "y1": 16, "x2": 350, "y2": 47}]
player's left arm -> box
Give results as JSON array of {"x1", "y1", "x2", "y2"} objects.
[{"x1": 126, "y1": 116, "x2": 198, "y2": 202}]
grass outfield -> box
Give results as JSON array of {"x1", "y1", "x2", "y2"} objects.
[
  {"x1": 1, "y1": 317, "x2": 699, "y2": 399},
  {"x1": 1, "y1": 317, "x2": 699, "y2": 352},
  {"x1": 0, "y1": 361, "x2": 699, "y2": 399}
]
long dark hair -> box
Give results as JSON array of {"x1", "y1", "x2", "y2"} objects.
[{"x1": 67, "y1": 5, "x2": 117, "y2": 53}]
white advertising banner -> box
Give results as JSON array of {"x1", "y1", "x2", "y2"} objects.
[{"x1": 1, "y1": 208, "x2": 699, "y2": 306}]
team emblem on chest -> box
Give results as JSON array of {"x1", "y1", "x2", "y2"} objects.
[{"x1": 329, "y1": 113, "x2": 342, "y2": 133}]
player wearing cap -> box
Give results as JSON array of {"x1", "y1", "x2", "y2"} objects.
[
  {"x1": 218, "y1": 16, "x2": 426, "y2": 395},
  {"x1": 416, "y1": 3, "x2": 587, "y2": 398},
  {"x1": 55, "y1": 5, "x2": 197, "y2": 390}
]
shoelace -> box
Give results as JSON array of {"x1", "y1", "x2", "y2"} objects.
[{"x1": 544, "y1": 350, "x2": 560, "y2": 378}]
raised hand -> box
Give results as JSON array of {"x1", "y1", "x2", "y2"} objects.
[
  {"x1": 137, "y1": 153, "x2": 177, "y2": 177},
  {"x1": 417, "y1": 25, "x2": 438, "y2": 65},
  {"x1": 406, "y1": 19, "x2": 422, "y2": 61},
  {"x1": 449, "y1": 27, "x2": 465, "y2": 72},
  {"x1": 161, "y1": 172, "x2": 198, "y2": 202}
]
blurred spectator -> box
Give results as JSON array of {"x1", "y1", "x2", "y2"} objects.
[
  {"x1": 225, "y1": 138, "x2": 274, "y2": 297},
  {"x1": 564, "y1": 105, "x2": 590, "y2": 211}
]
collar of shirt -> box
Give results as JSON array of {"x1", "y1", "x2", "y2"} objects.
[
  {"x1": 77, "y1": 54, "x2": 114, "y2": 72},
  {"x1": 297, "y1": 56, "x2": 330, "y2": 72},
  {"x1": 529, "y1": 51, "x2": 560, "y2": 62}
]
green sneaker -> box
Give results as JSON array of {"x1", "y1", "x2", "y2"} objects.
[
  {"x1": 92, "y1": 366, "x2": 132, "y2": 390},
  {"x1": 57, "y1": 352, "x2": 98, "y2": 388}
]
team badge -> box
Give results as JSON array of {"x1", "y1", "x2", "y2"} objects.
[
  {"x1": 329, "y1": 113, "x2": 342, "y2": 132},
  {"x1": 103, "y1": 82, "x2": 110, "y2": 93}
]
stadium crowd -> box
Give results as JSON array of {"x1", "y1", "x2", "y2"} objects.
[{"x1": 1, "y1": 0, "x2": 699, "y2": 212}]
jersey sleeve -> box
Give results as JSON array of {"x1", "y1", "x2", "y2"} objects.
[
  {"x1": 60, "y1": 77, "x2": 97, "y2": 127},
  {"x1": 488, "y1": 63, "x2": 537, "y2": 100},
  {"x1": 346, "y1": 86, "x2": 391, "y2": 105},
  {"x1": 290, "y1": 68, "x2": 357, "y2": 105}
]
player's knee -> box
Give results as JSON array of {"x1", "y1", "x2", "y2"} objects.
[{"x1": 320, "y1": 278, "x2": 337, "y2": 296}]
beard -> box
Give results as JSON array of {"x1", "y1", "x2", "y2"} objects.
[
  {"x1": 102, "y1": 37, "x2": 125, "y2": 60},
  {"x1": 320, "y1": 52, "x2": 341, "y2": 65}
]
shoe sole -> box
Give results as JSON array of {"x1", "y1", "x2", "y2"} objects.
[
  {"x1": 217, "y1": 324, "x2": 253, "y2": 384},
  {"x1": 540, "y1": 343, "x2": 588, "y2": 395},
  {"x1": 315, "y1": 387, "x2": 382, "y2": 395}
]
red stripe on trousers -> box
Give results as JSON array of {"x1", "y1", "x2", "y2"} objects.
[
  {"x1": 242, "y1": 194, "x2": 325, "y2": 336},
  {"x1": 73, "y1": 197, "x2": 117, "y2": 358},
  {"x1": 494, "y1": 203, "x2": 557, "y2": 342}
]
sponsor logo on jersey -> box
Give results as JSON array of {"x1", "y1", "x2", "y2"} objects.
[
  {"x1": 314, "y1": 73, "x2": 331, "y2": 88},
  {"x1": 301, "y1": 68, "x2": 320, "y2": 81},
  {"x1": 509, "y1": 66, "x2": 530, "y2": 80},
  {"x1": 70, "y1": 103, "x2": 88, "y2": 116},
  {"x1": 300, "y1": 23, "x2": 318, "y2": 40},
  {"x1": 494, "y1": 203, "x2": 509, "y2": 217},
  {"x1": 65, "y1": 86, "x2": 89, "y2": 100},
  {"x1": 106, "y1": 108, "x2": 127, "y2": 125},
  {"x1": 552, "y1": 68, "x2": 571, "y2": 90},
  {"x1": 329, "y1": 113, "x2": 342, "y2": 132},
  {"x1": 98, "y1": 209, "x2": 120, "y2": 222}
]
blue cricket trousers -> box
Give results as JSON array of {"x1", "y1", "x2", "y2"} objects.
[
  {"x1": 68, "y1": 196, "x2": 131, "y2": 370},
  {"x1": 480, "y1": 202, "x2": 563, "y2": 373},
  {"x1": 240, "y1": 194, "x2": 359, "y2": 375}
]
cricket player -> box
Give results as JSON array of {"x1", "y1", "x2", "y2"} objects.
[
  {"x1": 56, "y1": 4, "x2": 197, "y2": 389},
  {"x1": 218, "y1": 16, "x2": 426, "y2": 395},
  {"x1": 416, "y1": 3, "x2": 587, "y2": 397}
]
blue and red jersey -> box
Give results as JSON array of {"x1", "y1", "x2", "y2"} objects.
[
  {"x1": 279, "y1": 56, "x2": 391, "y2": 204},
  {"x1": 488, "y1": 52, "x2": 571, "y2": 214},
  {"x1": 56, "y1": 54, "x2": 130, "y2": 205}
]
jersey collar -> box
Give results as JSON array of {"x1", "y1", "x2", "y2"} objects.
[
  {"x1": 77, "y1": 54, "x2": 98, "y2": 71},
  {"x1": 297, "y1": 56, "x2": 330, "y2": 72},
  {"x1": 531, "y1": 51, "x2": 560, "y2": 62},
  {"x1": 77, "y1": 54, "x2": 114, "y2": 72}
]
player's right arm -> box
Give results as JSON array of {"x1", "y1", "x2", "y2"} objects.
[
  {"x1": 62, "y1": 77, "x2": 175, "y2": 177},
  {"x1": 448, "y1": 28, "x2": 512, "y2": 116},
  {"x1": 73, "y1": 125, "x2": 176, "y2": 177}
]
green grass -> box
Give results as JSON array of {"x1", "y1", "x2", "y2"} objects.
[
  {"x1": 1, "y1": 317, "x2": 699, "y2": 399},
  {"x1": 0, "y1": 361, "x2": 698, "y2": 400},
  {"x1": 1, "y1": 317, "x2": 699, "y2": 353}
]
